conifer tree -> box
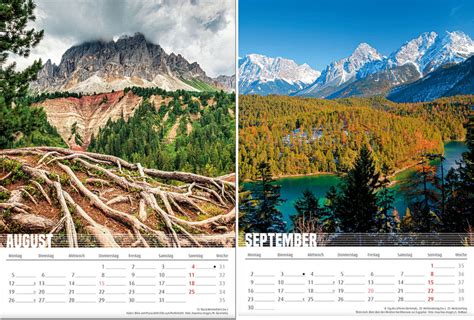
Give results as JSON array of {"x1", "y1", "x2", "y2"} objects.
[
  {"x1": 335, "y1": 145, "x2": 380, "y2": 232},
  {"x1": 240, "y1": 162, "x2": 286, "y2": 233},
  {"x1": 292, "y1": 190, "x2": 321, "y2": 233},
  {"x1": 374, "y1": 164, "x2": 396, "y2": 233},
  {"x1": 400, "y1": 155, "x2": 441, "y2": 232},
  {"x1": 318, "y1": 186, "x2": 340, "y2": 233},
  {"x1": 0, "y1": 0, "x2": 65, "y2": 148},
  {"x1": 444, "y1": 109, "x2": 474, "y2": 231},
  {"x1": 1, "y1": 0, "x2": 44, "y2": 106}
]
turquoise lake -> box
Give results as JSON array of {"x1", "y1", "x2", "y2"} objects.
[{"x1": 247, "y1": 141, "x2": 468, "y2": 230}]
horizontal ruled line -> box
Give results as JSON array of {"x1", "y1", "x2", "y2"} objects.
[
  {"x1": 313, "y1": 300, "x2": 334, "y2": 302},
  {"x1": 7, "y1": 259, "x2": 229, "y2": 262},
  {"x1": 245, "y1": 258, "x2": 467, "y2": 261}
]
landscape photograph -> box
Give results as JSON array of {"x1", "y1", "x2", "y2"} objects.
[
  {"x1": 238, "y1": 0, "x2": 474, "y2": 245},
  {"x1": 0, "y1": 0, "x2": 236, "y2": 247}
]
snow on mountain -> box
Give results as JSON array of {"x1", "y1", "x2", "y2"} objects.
[
  {"x1": 387, "y1": 55, "x2": 474, "y2": 102},
  {"x1": 297, "y1": 31, "x2": 474, "y2": 98},
  {"x1": 295, "y1": 43, "x2": 384, "y2": 97},
  {"x1": 384, "y1": 32, "x2": 438, "y2": 72},
  {"x1": 421, "y1": 31, "x2": 474, "y2": 73},
  {"x1": 375, "y1": 31, "x2": 473, "y2": 75},
  {"x1": 238, "y1": 54, "x2": 320, "y2": 95}
]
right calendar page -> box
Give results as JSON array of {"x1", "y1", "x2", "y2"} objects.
[{"x1": 237, "y1": 0, "x2": 474, "y2": 318}]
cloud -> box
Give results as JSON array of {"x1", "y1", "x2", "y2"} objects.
[
  {"x1": 9, "y1": 0, "x2": 235, "y2": 77},
  {"x1": 450, "y1": 5, "x2": 462, "y2": 17}
]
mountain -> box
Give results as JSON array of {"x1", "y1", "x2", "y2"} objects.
[
  {"x1": 297, "y1": 31, "x2": 474, "y2": 98},
  {"x1": 328, "y1": 64, "x2": 420, "y2": 99},
  {"x1": 295, "y1": 43, "x2": 383, "y2": 97},
  {"x1": 368, "y1": 31, "x2": 474, "y2": 76},
  {"x1": 387, "y1": 56, "x2": 474, "y2": 102},
  {"x1": 214, "y1": 74, "x2": 236, "y2": 92},
  {"x1": 238, "y1": 54, "x2": 320, "y2": 95},
  {"x1": 31, "y1": 33, "x2": 231, "y2": 93}
]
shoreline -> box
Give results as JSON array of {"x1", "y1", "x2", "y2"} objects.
[
  {"x1": 241, "y1": 171, "x2": 337, "y2": 183},
  {"x1": 243, "y1": 140, "x2": 466, "y2": 184},
  {"x1": 273, "y1": 171, "x2": 337, "y2": 179}
]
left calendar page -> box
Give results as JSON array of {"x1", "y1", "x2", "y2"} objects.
[{"x1": 0, "y1": 0, "x2": 236, "y2": 319}]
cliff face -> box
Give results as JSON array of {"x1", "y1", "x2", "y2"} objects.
[
  {"x1": 215, "y1": 74, "x2": 236, "y2": 92},
  {"x1": 33, "y1": 91, "x2": 144, "y2": 149},
  {"x1": 31, "y1": 33, "x2": 231, "y2": 93}
]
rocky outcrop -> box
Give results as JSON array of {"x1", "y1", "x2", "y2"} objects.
[
  {"x1": 214, "y1": 74, "x2": 236, "y2": 92},
  {"x1": 31, "y1": 33, "x2": 231, "y2": 93},
  {"x1": 33, "y1": 91, "x2": 144, "y2": 149}
]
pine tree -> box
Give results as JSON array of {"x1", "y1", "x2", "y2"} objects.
[
  {"x1": 444, "y1": 108, "x2": 474, "y2": 231},
  {"x1": 335, "y1": 145, "x2": 380, "y2": 232},
  {"x1": 400, "y1": 155, "x2": 441, "y2": 232},
  {"x1": 1, "y1": 0, "x2": 44, "y2": 106},
  {"x1": 292, "y1": 190, "x2": 321, "y2": 233},
  {"x1": 0, "y1": 0, "x2": 65, "y2": 149},
  {"x1": 374, "y1": 164, "x2": 396, "y2": 233},
  {"x1": 240, "y1": 162, "x2": 286, "y2": 233}
]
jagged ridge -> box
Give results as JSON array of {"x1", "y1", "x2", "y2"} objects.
[{"x1": 31, "y1": 33, "x2": 234, "y2": 93}]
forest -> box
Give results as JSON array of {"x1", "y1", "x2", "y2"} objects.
[
  {"x1": 240, "y1": 113, "x2": 473, "y2": 236},
  {"x1": 2, "y1": 87, "x2": 235, "y2": 177},
  {"x1": 88, "y1": 88, "x2": 236, "y2": 177},
  {"x1": 239, "y1": 95, "x2": 471, "y2": 180},
  {"x1": 240, "y1": 95, "x2": 473, "y2": 237}
]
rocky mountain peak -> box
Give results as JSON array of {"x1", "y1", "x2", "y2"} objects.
[
  {"x1": 351, "y1": 43, "x2": 383, "y2": 61},
  {"x1": 30, "y1": 33, "x2": 231, "y2": 93},
  {"x1": 238, "y1": 53, "x2": 320, "y2": 95}
]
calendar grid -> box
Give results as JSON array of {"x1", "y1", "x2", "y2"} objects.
[
  {"x1": 1, "y1": 248, "x2": 236, "y2": 318},
  {"x1": 239, "y1": 247, "x2": 472, "y2": 317}
]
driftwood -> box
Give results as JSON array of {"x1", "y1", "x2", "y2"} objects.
[{"x1": 0, "y1": 147, "x2": 236, "y2": 248}]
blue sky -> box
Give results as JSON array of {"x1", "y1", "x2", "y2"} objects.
[{"x1": 239, "y1": 0, "x2": 474, "y2": 70}]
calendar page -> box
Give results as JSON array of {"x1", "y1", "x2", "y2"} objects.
[
  {"x1": 0, "y1": 0, "x2": 237, "y2": 318},
  {"x1": 0, "y1": 245, "x2": 235, "y2": 319},
  {"x1": 237, "y1": 0, "x2": 474, "y2": 317},
  {"x1": 238, "y1": 236, "x2": 473, "y2": 318},
  {"x1": 3, "y1": 0, "x2": 474, "y2": 319}
]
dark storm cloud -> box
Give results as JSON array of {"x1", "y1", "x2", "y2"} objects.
[{"x1": 12, "y1": 0, "x2": 235, "y2": 77}]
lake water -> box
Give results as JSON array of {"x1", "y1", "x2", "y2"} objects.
[{"x1": 271, "y1": 141, "x2": 467, "y2": 230}]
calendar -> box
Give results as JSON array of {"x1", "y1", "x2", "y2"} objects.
[
  {"x1": 0, "y1": 248, "x2": 235, "y2": 318},
  {"x1": 238, "y1": 246, "x2": 473, "y2": 317}
]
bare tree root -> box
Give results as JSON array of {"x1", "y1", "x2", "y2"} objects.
[
  {"x1": 106, "y1": 195, "x2": 130, "y2": 206},
  {"x1": 37, "y1": 151, "x2": 59, "y2": 166},
  {"x1": 86, "y1": 178, "x2": 111, "y2": 187},
  {"x1": 0, "y1": 147, "x2": 236, "y2": 248},
  {"x1": 170, "y1": 208, "x2": 235, "y2": 228},
  {"x1": 20, "y1": 188, "x2": 38, "y2": 205},
  {"x1": 31, "y1": 180, "x2": 52, "y2": 205},
  {"x1": 0, "y1": 172, "x2": 12, "y2": 181},
  {"x1": 53, "y1": 180, "x2": 78, "y2": 248}
]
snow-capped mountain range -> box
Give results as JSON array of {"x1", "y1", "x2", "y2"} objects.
[
  {"x1": 238, "y1": 54, "x2": 320, "y2": 95},
  {"x1": 387, "y1": 55, "x2": 474, "y2": 102},
  {"x1": 240, "y1": 31, "x2": 474, "y2": 98},
  {"x1": 297, "y1": 42, "x2": 383, "y2": 97}
]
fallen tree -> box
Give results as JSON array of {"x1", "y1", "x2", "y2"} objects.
[{"x1": 0, "y1": 147, "x2": 236, "y2": 248}]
